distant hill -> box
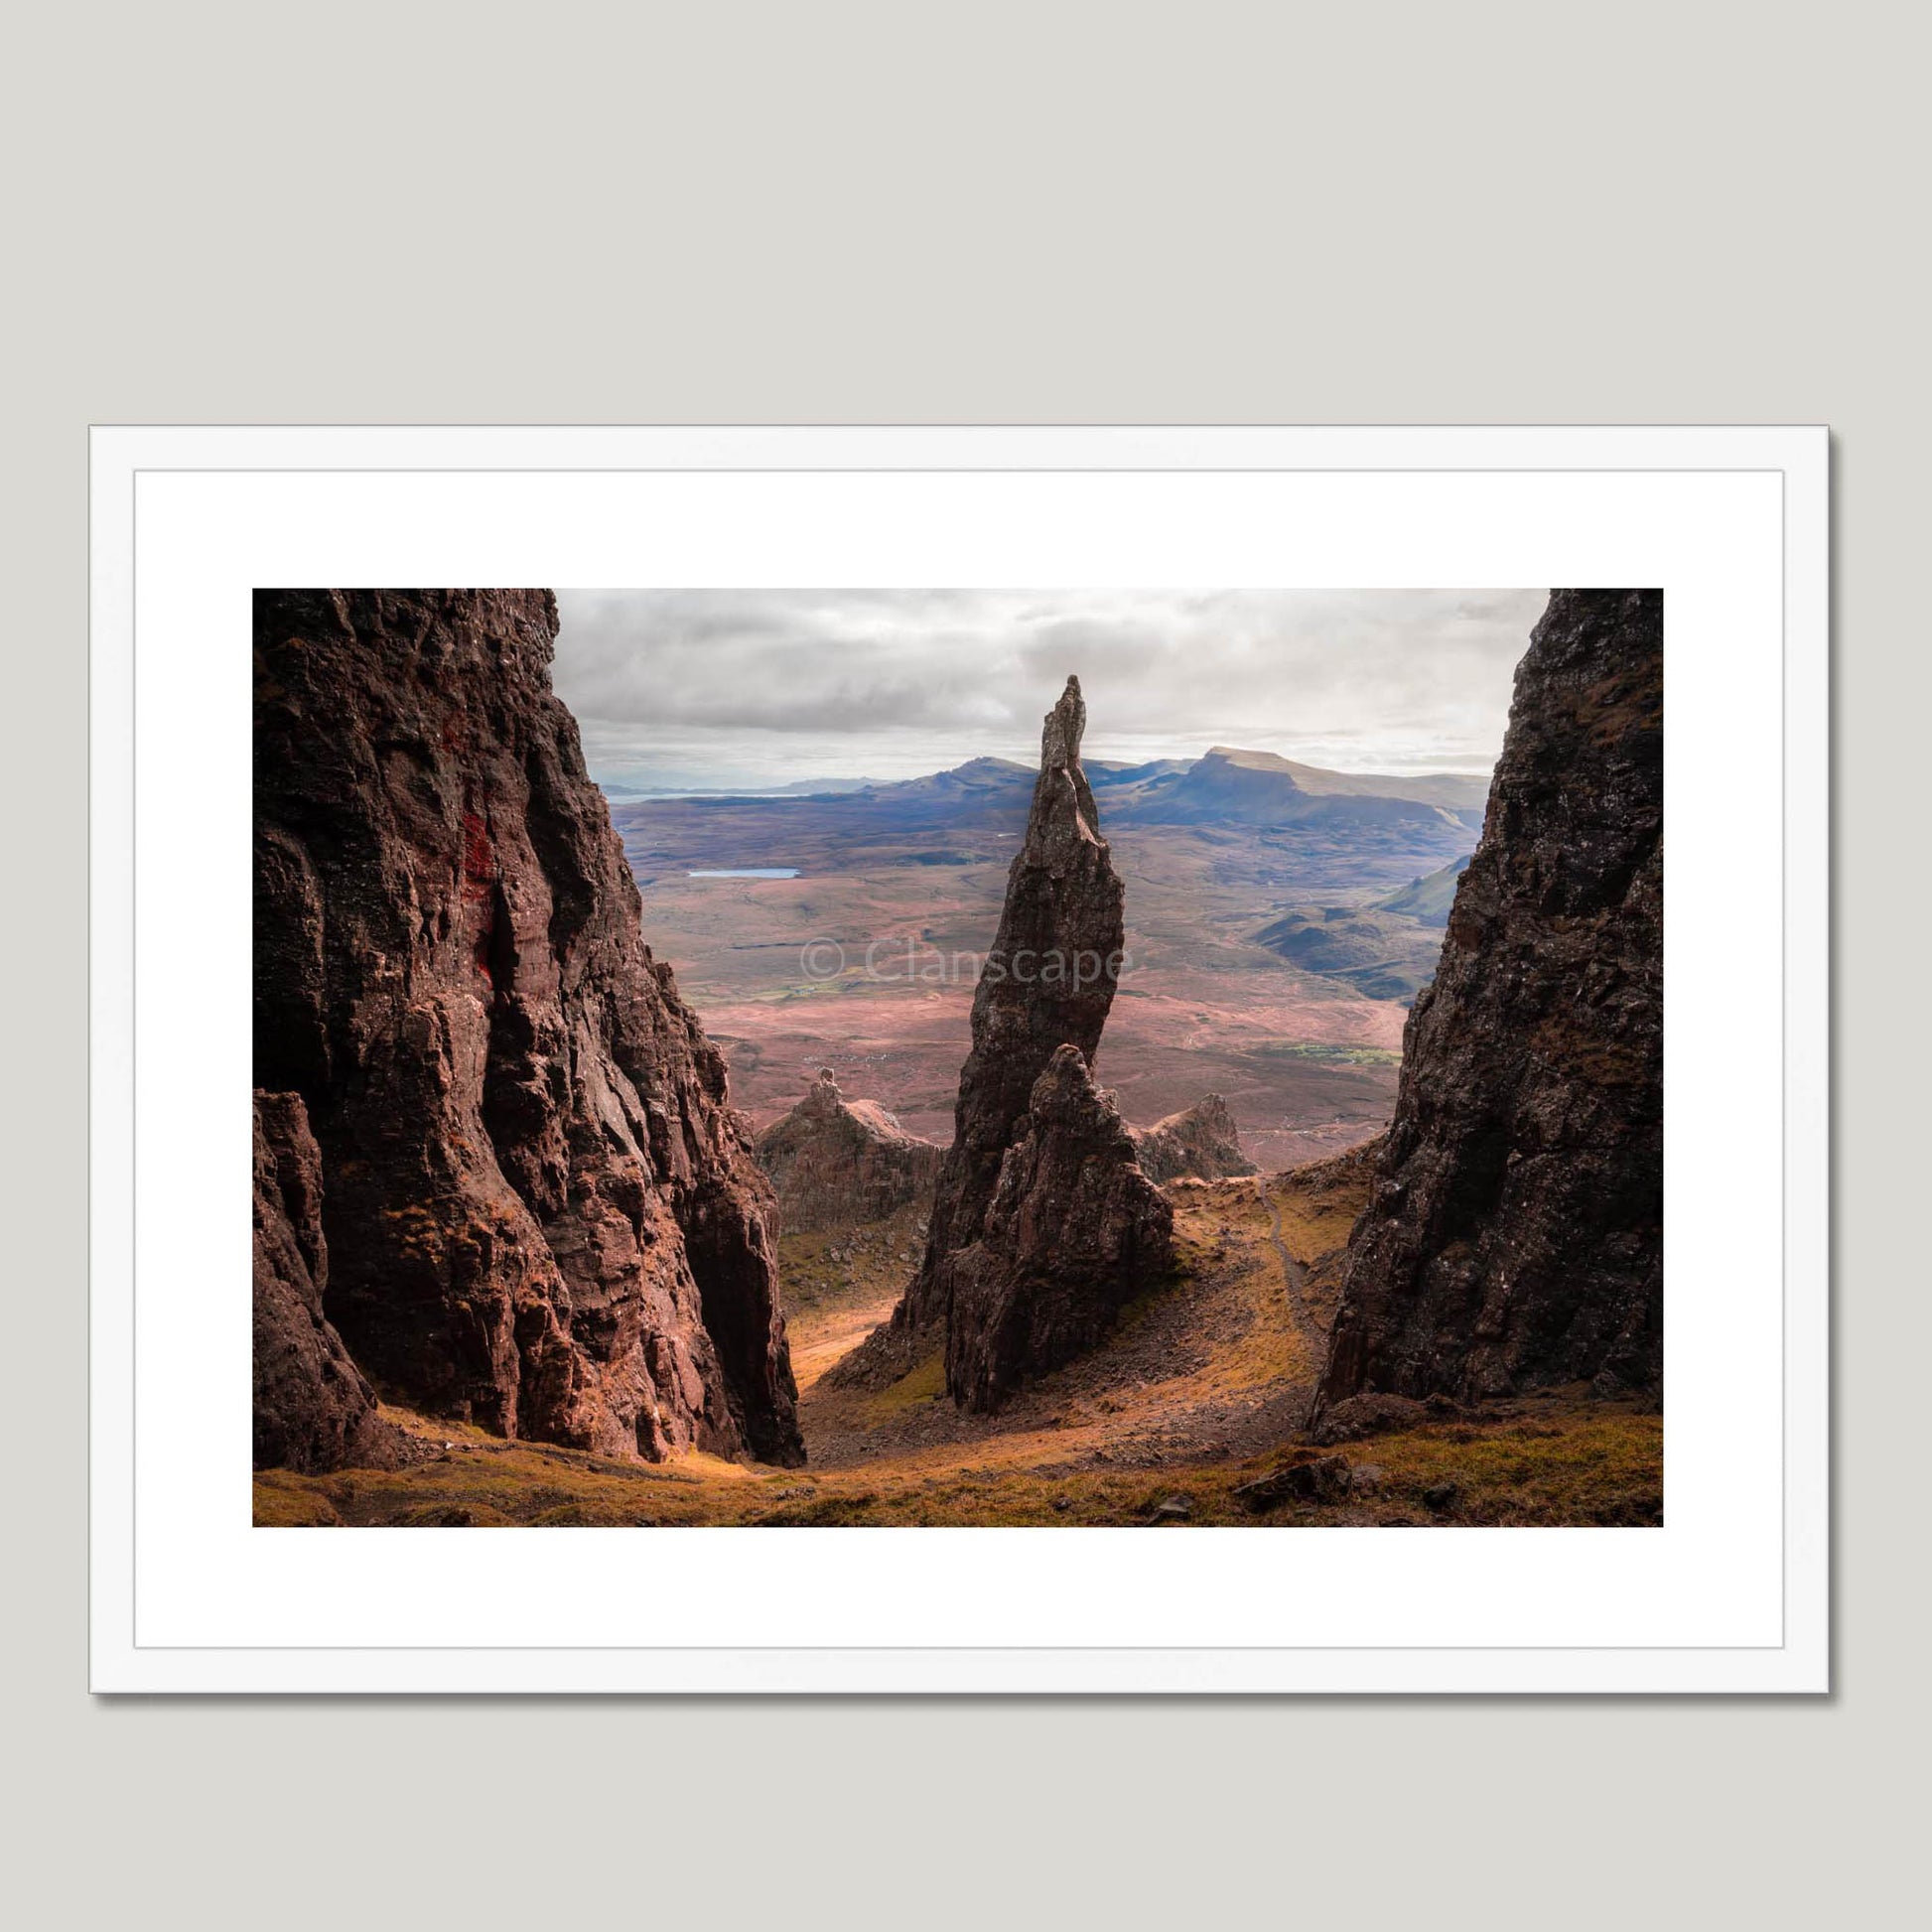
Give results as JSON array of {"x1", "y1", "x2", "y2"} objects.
[
  {"x1": 1106, "y1": 747, "x2": 1488, "y2": 831},
  {"x1": 771, "y1": 775, "x2": 887, "y2": 796},
  {"x1": 849, "y1": 757, "x2": 1034, "y2": 801},
  {"x1": 1087, "y1": 757, "x2": 1192, "y2": 787},
  {"x1": 596, "y1": 774, "x2": 886, "y2": 799},
  {"x1": 1372, "y1": 853, "x2": 1472, "y2": 925},
  {"x1": 1252, "y1": 904, "x2": 1449, "y2": 1003},
  {"x1": 1209, "y1": 746, "x2": 1487, "y2": 810}
]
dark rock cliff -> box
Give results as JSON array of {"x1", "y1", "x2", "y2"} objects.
[
  {"x1": 253, "y1": 590, "x2": 802, "y2": 1466},
  {"x1": 831, "y1": 675, "x2": 1127, "y2": 1385},
  {"x1": 1312, "y1": 589, "x2": 1663, "y2": 1415},
  {"x1": 755, "y1": 1069, "x2": 943, "y2": 1234},
  {"x1": 252, "y1": 1090, "x2": 398, "y2": 1472},
  {"x1": 946, "y1": 1045, "x2": 1173, "y2": 1411}
]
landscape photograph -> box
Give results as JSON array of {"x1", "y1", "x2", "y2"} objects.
[{"x1": 252, "y1": 586, "x2": 1663, "y2": 1528}]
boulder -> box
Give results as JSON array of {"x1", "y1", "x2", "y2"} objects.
[
  {"x1": 1234, "y1": 1452, "x2": 1356, "y2": 1510},
  {"x1": 1308, "y1": 1392, "x2": 1429, "y2": 1447}
]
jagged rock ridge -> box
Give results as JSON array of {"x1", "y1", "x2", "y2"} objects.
[
  {"x1": 1131, "y1": 1093, "x2": 1258, "y2": 1184},
  {"x1": 832, "y1": 675, "x2": 1178, "y2": 1407},
  {"x1": 946, "y1": 1045, "x2": 1174, "y2": 1412},
  {"x1": 755, "y1": 1068, "x2": 942, "y2": 1233},
  {"x1": 832, "y1": 675, "x2": 1128, "y2": 1386},
  {"x1": 1313, "y1": 589, "x2": 1663, "y2": 1415},
  {"x1": 253, "y1": 590, "x2": 802, "y2": 1467}
]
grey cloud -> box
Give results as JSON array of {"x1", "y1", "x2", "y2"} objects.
[{"x1": 552, "y1": 588, "x2": 1549, "y2": 790}]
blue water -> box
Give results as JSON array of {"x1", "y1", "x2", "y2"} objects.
[{"x1": 687, "y1": 868, "x2": 800, "y2": 879}]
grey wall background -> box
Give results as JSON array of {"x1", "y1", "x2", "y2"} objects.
[{"x1": 7, "y1": 1, "x2": 1920, "y2": 1923}]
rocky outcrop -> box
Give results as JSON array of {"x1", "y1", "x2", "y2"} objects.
[
  {"x1": 755, "y1": 1069, "x2": 943, "y2": 1232},
  {"x1": 254, "y1": 591, "x2": 802, "y2": 1465},
  {"x1": 1131, "y1": 1093, "x2": 1258, "y2": 1184},
  {"x1": 831, "y1": 675, "x2": 1127, "y2": 1385},
  {"x1": 253, "y1": 1091, "x2": 397, "y2": 1472},
  {"x1": 1312, "y1": 590, "x2": 1663, "y2": 1417},
  {"x1": 946, "y1": 1046, "x2": 1173, "y2": 1411}
]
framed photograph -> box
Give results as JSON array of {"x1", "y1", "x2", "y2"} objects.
[{"x1": 89, "y1": 424, "x2": 1827, "y2": 1693}]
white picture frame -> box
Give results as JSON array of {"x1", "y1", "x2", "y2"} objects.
[{"x1": 89, "y1": 424, "x2": 1828, "y2": 1694}]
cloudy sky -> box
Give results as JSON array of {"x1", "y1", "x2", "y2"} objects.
[{"x1": 552, "y1": 589, "x2": 1549, "y2": 791}]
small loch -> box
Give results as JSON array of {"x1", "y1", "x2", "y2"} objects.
[{"x1": 687, "y1": 868, "x2": 801, "y2": 879}]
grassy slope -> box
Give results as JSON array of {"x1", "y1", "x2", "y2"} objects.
[
  {"x1": 1372, "y1": 853, "x2": 1471, "y2": 923},
  {"x1": 255, "y1": 1160, "x2": 1661, "y2": 1528}
]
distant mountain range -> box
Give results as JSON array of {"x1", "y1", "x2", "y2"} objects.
[
  {"x1": 606, "y1": 748, "x2": 1489, "y2": 901},
  {"x1": 606, "y1": 747, "x2": 1489, "y2": 827},
  {"x1": 595, "y1": 742, "x2": 1483, "y2": 819}
]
